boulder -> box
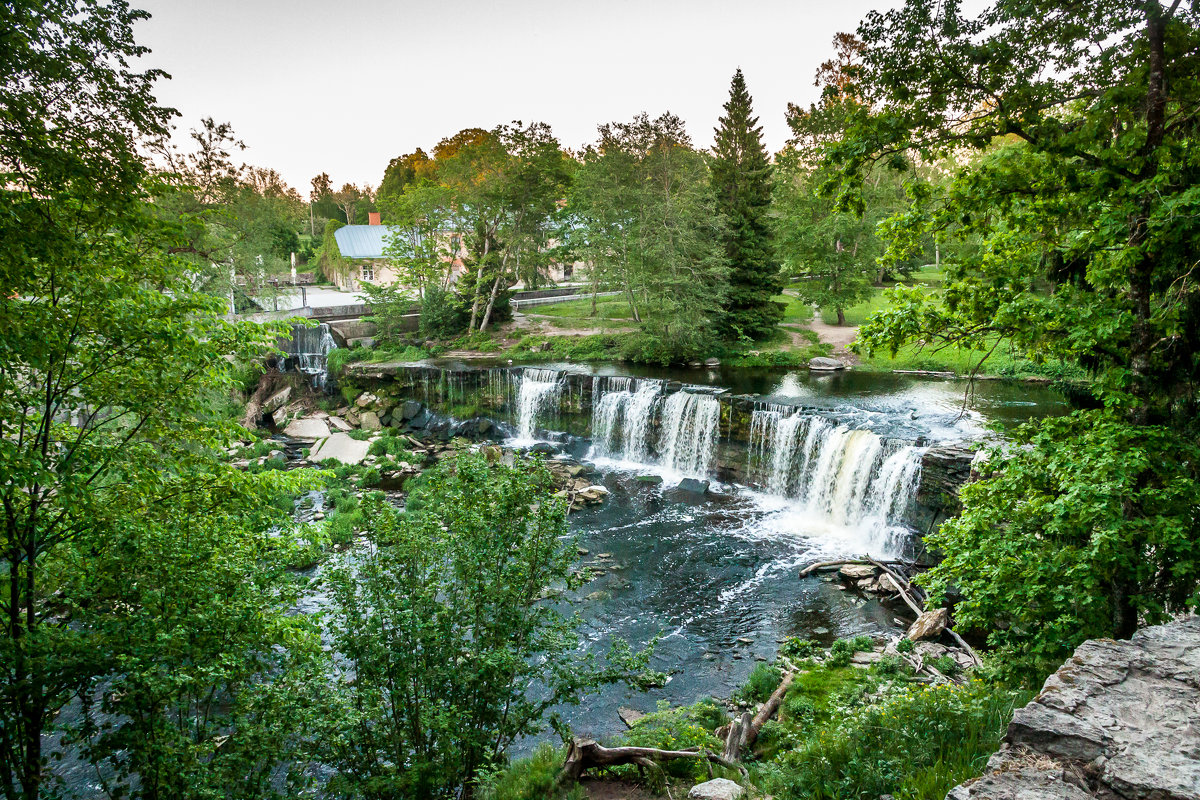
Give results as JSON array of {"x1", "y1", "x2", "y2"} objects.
[
  {"x1": 359, "y1": 411, "x2": 382, "y2": 430},
  {"x1": 283, "y1": 417, "x2": 331, "y2": 441},
  {"x1": 838, "y1": 564, "x2": 877, "y2": 580},
  {"x1": 307, "y1": 433, "x2": 371, "y2": 466},
  {"x1": 399, "y1": 400, "x2": 423, "y2": 420},
  {"x1": 946, "y1": 616, "x2": 1200, "y2": 800},
  {"x1": 271, "y1": 405, "x2": 289, "y2": 428},
  {"x1": 262, "y1": 386, "x2": 291, "y2": 413},
  {"x1": 617, "y1": 707, "x2": 645, "y2": 728},
  {"x1": 687, "y1": 778, "x2": 744, "y2": 800},
  {"x1": 476, "y1": 418, "x2": 493, "y2": 435},
  {"x1": 704, "y1": 357, "x2": 721, "y2": 367},
  {"x1": 677, "y1": 478, "x2": 710, "y2": 494},
  {"x1": 809, "y1": 356, "x2": 846, "y2": 371},
  {"x1": 906, "y1": 607, "x2": 949, "y2": 641},
  {"x1": 529, "y1": 442, "x2": 557, "y2": 456},
  {"x1": 636, "y1": 474, "x2": 664, "y2": 484},
  {"x1": 354, "y1": 392, "x2": 378, "y2": 409}
]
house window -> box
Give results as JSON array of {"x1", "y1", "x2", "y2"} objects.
[
  {"x1": 361, "y1": 264, "x2": 374, "y2": 283},
  {"x1": 450, "y1": 234, "x2": 462, "y2": 252}
]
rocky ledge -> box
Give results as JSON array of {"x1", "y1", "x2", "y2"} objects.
[{"x1": 948, "y1": 616, "x2": 1200, "y2": 800}]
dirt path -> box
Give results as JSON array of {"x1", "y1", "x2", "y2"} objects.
[{"x1": 806, "y1": 317, "x2": 860, "y2": 361}]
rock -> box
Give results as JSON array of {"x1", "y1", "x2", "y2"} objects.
[
  {"x1": 359, "y1": 411, "x2": 382, "y2": 430},
  {"x1": 946, "y1": 617, "x2": 1200, "y2": 800},
  {"x1": 688, "y1": 777, "x2": 744, "y2": 800},
  {"x1": 328, "y1": 416, "x2": 353, "y2": 432},
  {"x1": 529, "y1": 442, "x2": 557, "y2": 455},
  {"x1": 307, "y1": 433, "x2": 371, "y2": 465},
  {"x1": 850, "y1": 650, "x2": 883, "y2": 667},
  {"x1": 737, "y1": 636, "x2": 754, "y2": 645},
  {"x1": 618, "y1": 707, "x2": 645, "y2": 728},
  {"x1": 813, "y1": 626, "x2": 830, "y2": 635},
  {"x1": 906, "y1": 607, "x2": 950, "y2": 641},
  {"x1": 399, "y1": 400, "x2": 422, "y2": 420},
  {"x1": 704, "y1": 357, "x2": 721, "y2": 367},
  {"x1": 809, "y1": 356, "x2": 846, "y2": 371},
  {"x1": 263, "y1": 386, "x2": 291, "y2": 413},
  {"x1": 267, "y1": 449, "x2": 286, "y2": 462},
  {"x1": 636, "y1": 474, "x2": 664, "y2": 484},
  {"x1": 839, "y1": 564, "x2": 876, "y2": 580},
  {"x1": 476, "y1": 418, "x2": 493, "y2": 435},
  {"x1": 271, "y1": 405, "x2": 289, "y2": 427},
  {"x1": 283, "y1": 417, "x2": 332, "y2": 441},
  {"x1": 354, "y1": 392, "x2": 377, "y2": 409},
  {"x1": 677, "y1": 478, "x2": 710, "y2": 494}
]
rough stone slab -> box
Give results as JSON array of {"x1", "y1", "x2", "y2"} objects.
[
  {"x1": 359, "y1": 410, "x2": 382, "y2": 430},
  {"x1": 945, "y1": 617, "x2": 1200, "y2": 800},
  {"x1": 617, "y1": 707, "x2": 644, "y2": 728},
  {"x1": 328, "y1": 416, "x2": 353, "y2": 432},
  {"x1": 839, "y1": 564, "x2": 876, "y2": 580},
  {"x1": 307, "y1": 433, "x2": 370, "y2": 465},
  {"x1": 687, "y1": 778, "x2": 744, "y2": 800},
  {"x1": 907, "y1": 607, "x2": 949, "y2": 641},
  {"x1": 263, "y1": 386, "x2": 291, "y2": 413},
  {"x1": 283, "y1": 417, "x2": 331, "y2": 440}
]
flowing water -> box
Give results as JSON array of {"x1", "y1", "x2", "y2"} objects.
[
  {"x1": 489, "y1": 364, "x2": 1066, "y2": 746},
  {"x1": 289, "y1": 322, "x2": 338, "y2": 388}
]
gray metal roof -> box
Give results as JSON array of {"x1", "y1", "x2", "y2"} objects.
[{"x1": 334, "y1": 225, "x2": 399, "y2": 259}]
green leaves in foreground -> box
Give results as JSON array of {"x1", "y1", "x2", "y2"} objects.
[
  {"x1": 920, "y1": 411, "x2": 1200, "y2": 684},
  {"x1": 317, "y1": 454, "x2": 656, "y2": 799}
]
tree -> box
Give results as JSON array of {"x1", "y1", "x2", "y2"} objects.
[
  {"x1": 377, "y1": 148, "x2": 433, "y2": 201},
  {"x1": 570, "y1": 113, "x2": 729, "y2": 362},
  {"x1": 711, "y1": 69, "x2": 783, "y2": 339},
  {"x1": 830, "y1": 0, "x2": 1200, "y2": 675},
  {"x1": 330, "y1": 182, "x2": 371, "y2": 226},
  {"x1": 317, "y1": 455, "x2": 653, "y2": 799},
  {"x1": 775, "y1": 33, "x2": 908, "y2": 325}
]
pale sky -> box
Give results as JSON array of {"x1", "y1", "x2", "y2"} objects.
[{"x1": 136, "y1": 0, "x2": 903, "y2": 193}]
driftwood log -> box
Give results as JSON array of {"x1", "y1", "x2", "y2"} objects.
[
  {"x1": 716, "y1": 667, "x2": 796, "y2": 760},
  {"x1": 556, "y1": 738, "x2": 746, "y2": 786}
]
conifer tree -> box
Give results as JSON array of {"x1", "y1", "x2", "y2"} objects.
[{"x1": 712, "y1": 68, "x2": 783, "y2": 339}]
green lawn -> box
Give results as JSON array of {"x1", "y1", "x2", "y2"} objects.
[{"x1": 522, "y1": 295, "x2": 635, "y2": 320}]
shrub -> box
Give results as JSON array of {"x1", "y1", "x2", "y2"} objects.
[
  {"x1": 779, "y1": 637, "x2": 820, "y2": 660},
  {"x1": 477, "y1": 744, "x2": 585, "y2": 800},
  {"x1": 736, "y1": 662, "x2": 783, "y2": 704},
  {"x1": 618, "y1": 700, "x2": 727, "y2": 781},
  {"x1": 419, "y1": 286, "x2": 468, "y2": 339},
  {"x1": 755, "y1": 681, "x2": 1030, "y2": 800}
]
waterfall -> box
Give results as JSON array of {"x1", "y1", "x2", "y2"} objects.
[
  {"x1": 512, "y1": 368, "x2": 563, "y2": 440},
  {"x1": 749, "y1": 406, "x2": 924, "y2": 534},
  {"x1": 587, "y1": 378, "x2": 716, "y2": 476},
  {"x1": 657, "y1": 392, "x2": 720, "y2": 476},
  {"x1": 291, "y1": 322, "x2": 337, "y2": 388}
]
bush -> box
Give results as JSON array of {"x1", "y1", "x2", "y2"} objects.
[
  {"x1": 477, "y1": 744, "x2": 584, "y2": 800},
  {"x1": 779, "y1": 638, "x2": 821, "y2": 660},
  {"x1": 736, "y1": 662, "x2": 783, "y2": 704},
  {"x1": 420, "y1": 286, "x2": 469, "y2": 339},
  {"x1": 755, "y1": 681, "x2": 1030, "y2": 800},
  {"x1": 618, "y1": 700, "x2": 728, "y2": 781}
]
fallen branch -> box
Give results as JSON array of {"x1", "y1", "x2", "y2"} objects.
[
  {"x1": 798, "y1": 558, "x2": 906, "y2": 578},
  {"x1": 716, "y1": 667, "x2": 796, "y2": 761},
  {"x1": 557, "y1": 738, "x2": 746, "y2": 787}
]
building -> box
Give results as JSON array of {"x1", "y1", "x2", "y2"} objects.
[{"x1": 329, "y1": 213, "x2": 582, "y2": 292}]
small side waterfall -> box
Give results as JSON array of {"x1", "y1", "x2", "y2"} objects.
[
  {"x1": 749, "y1": 405, "x2": 924, "y2": 538},
  {"x1": 512, "y1": 368, "x2": 564, "y2": 440},
  {"x1": 291, "y1": 323, "x2": 337, "y2": 388}
]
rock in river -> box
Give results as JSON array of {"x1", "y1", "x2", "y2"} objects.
[
  {"x1": 307, "y1": 433, "x2": 370, "y2": 466},
  {"x1": 809, "y1": 356, "x2": 846, "y2": 371},
  {"x1": 283, "y1": 417, "x2": 331, "y2": 441}
]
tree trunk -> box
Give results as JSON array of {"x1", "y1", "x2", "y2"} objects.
[
  {"x1": 836, "y1": 307, "x2": 846, "y2": 326},
  {"x1": 467, "y1": 235, "x2": 491, "y2": 332},
  {"x1": 478, "y1": 273, "x2": 504, "y2": 332},
  {"x1": 718, "y1": 669, "x2": 794, "y2": 761},
  {"x1": 557, "y1": 738, "x2": 745, "y2": 787}
]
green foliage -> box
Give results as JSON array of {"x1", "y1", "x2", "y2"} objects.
[
  {"x1": 476, "y1": 744, "x2": 586, "y2": 800},
  {"x1": 736, "y1": 662, "x2": 784, "y2": 704},
  {"x1": 756, "y1": 680, "x2": 1027, "y2": 800},
  {"x1": 779, "y1": 637, "x2": 821, "y2": 660},
  {"x1": 712, "y1": 69, "x2": 785, "y2": 339},
  {"x1": 618, "y1": 700, "x2": 728, "y2": 781},
  {"x1": 420, "y1": 285, "x2": 470, "y2": 339},
  {"x1": 920, "y1": 411, "x2": 1200, "y2": 683},
  {"x1": 360, "y1": 281, "x2": 417, "y2": 345},
  {"x1": 316, "y1": 453, "x2": 653, "y2": 798},
  {"x1": 569, "y1": 113, "x2": 729, "y2": 363}
]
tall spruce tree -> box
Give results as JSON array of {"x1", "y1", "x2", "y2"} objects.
[{"x1": 712, "y1": 68, "x2": 783, "y2": 339}]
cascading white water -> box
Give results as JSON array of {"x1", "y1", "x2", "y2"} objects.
[
  {"x1": 657, "y1": 392, "x2": 720, "y2": 477},
  {"x1": 292, "y1": 322, "x2": 337, "y2": 388},
  {"x1": 749, "y1": 406, "x2": 924, "y2": 541},
  {"x1": 513, "y1": 368, "x2": 563, "y2": 440},
  {"x1": 588, "y1": 378, "x2": 714, "y2": 475}
]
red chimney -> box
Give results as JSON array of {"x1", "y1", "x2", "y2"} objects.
[{"x1": 368, "y1": 212, "x2": 381, "y2": 226}]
